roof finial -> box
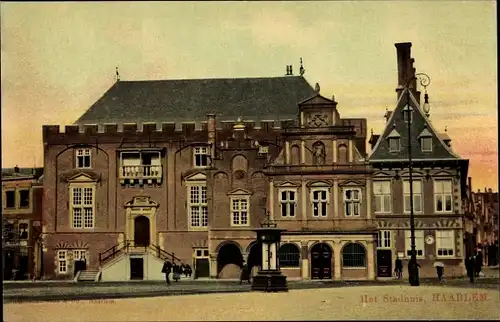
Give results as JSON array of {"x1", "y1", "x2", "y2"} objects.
[
  {"x1": 315, "y1": 82, "x2": 320, "y2": 93},
  {"x1": 299, "y1": 58, "x2": 305, "y2": 76},
  {"x1": 445, "y1": 126, "x2": 448, "y2": 132},
  {"x1": 116, "y1": 66, "x2": 120, "y2": 82}
]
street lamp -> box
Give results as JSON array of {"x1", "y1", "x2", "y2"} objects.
[{"x1": 404, "y1": 72, "x2": 431, "y2": 287}]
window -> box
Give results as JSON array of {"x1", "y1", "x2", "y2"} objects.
[
  {"x1": 278, "y1": 243, "x2": 300, "y2": 267},
  {"x1": 436, "y1": 230, "x2": 455, "y2": 257},
  {"x1": 194, "y1": 147, "x2": 209, "y2": 168},
  {"x1": 195, "y1": 249, "x2": 209, "y2": 258},
  {"x1": 280, "y1": 190, "x2": 296, "y2": 217},
  {"x1": 311, "y1": 189, "x2": 328, "y2": 217},
  {"x1": 4, "y1": 223, "x2": 16, "y2": 241},
  {"x1": 377, "y1": 230, "x2": 391, "y2": 249},
  {"x1": 403, "y1": 106, "x2": 413, "y2": 123},
  {"x1": 403, "y1": 180, "x2": 422, "y2": 213},
  {"x1": 58, "y1": 250, "x2": 67, "y2": 273},
  {"x1": 388, "y1": 138, "x2": 400, "y2": 152},
  {"x1": 19, "y1": 190, "x2": 30, "y2": 208},
  {"x1": 5, "y1": 191, "x2": 15, "y2": 208},
  {"x1": 373, "y1": 181, "x2": 391, "y2": 213},
  {"x1": 71, "y1": 186, "x2": 94, "y2": 228},
  {"x1": 434, "y1": 180, "x2": 453, "y2": 213},
  {"x1": 74, "y1": 250, "x2": 87, "y2": 261},
  {"x1": 344, "y1": 189, "x2": 361, "y2": 217},
  {"x1": 76, "y1": 149, "x2": 91, "y2": 168},
  {"x1": 18, "y1": 223, "x2": 29, "y2": 240},
  {"x1": 342, "y1": 243, "x2": 366, "y2": 267},
  {"x1": 421, "y1": 137, "x2": 432, "y2": 152},
  {"x1": 231, "y1": 198, "x2": 249, "y2": 226},
  {"x1": 405, "y1": 230, "x2": 424, "y2": 257},
  {"x1": 189, "y1": 185, "x2": 208, "y2": 228}
]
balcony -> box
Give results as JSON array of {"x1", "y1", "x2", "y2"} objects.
[{"x1": 119, "y1": 150, "x2": 163, "y2": 185}]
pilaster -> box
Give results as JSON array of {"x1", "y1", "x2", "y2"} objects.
[
  {"x1": 300, "y1": 141, "x2": 306, "y2": 164},
  {"x1": 301, "y1": 244, "x2": 309, "y2": 279},
  {"x1": 333, "y1": 240, "x2": 342, "y2": 280},
  {"x1": 269, "y1": 180, "x2": 275, "y2": 220},
  {"x1": 285, "y1": 141, "x2": 290, "y2": 164},
  {"x1": 301, "y1": 180, "x2": 307, "y2": 221},
  {"x1": 332, "y1": 139, "x2": 337, "y2": 163},
  {"x1": 367, "y1": 240, "x2": 375, "y2": 280},
  {"x1": 348, "y1": 139, "x2": 353, "y2": 163},
  {"x1": 333, "y1": 180, "x2": 338, "y2": 218},
  {"x1": 366, "y1": 178, "x2": 372, "y2": 219},
  {"x1": 209, "y1": 254, "x2": 217, "y2": 278}
]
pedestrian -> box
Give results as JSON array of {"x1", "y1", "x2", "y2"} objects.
[
  {"x1": 239, "y1": 263, "x2": 251, "y2": 284},
  {"x1": 180, "y1": 264, "x2": 186, "y2": 277},
  {"x1": 185, "y1": 264, "x2": 192, "y2": 278},
  {"x1": 466, "y1": 256, "x2": 475, "y2": 283},
  {"x1": 475, "y1": 250, "x2": 483, "y2": 277},
  {"x1": 394, "y1": 256, "x2": 403, "y2": 280},
  {"x1": 162, "y1": 259, "x2": 172, "y2": 285},
  {"x1": 433, "y1": 261, "x2": 445, "y2": 282},
  {"x1": 173, "y1": 263, "x2": 181, "y2": 282}
]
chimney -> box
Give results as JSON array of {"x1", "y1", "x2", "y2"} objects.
[
  {"x1": 207, "y1": 114, "x2": 216, "y2": 160},
  {"x1": 14, "y1": 165, "x2": 19, "y2": 173},
  {"x1": 395, "y1": 42, "x2": 418, "y2": 101}
]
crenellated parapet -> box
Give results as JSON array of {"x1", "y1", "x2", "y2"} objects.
[{"x1": 42, "y1": 119, "x2": 299, "y2": 145}]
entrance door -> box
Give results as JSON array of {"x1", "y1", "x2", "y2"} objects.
[
  {"x1": 130, "y1": 258, "x2": 144, "y2": 280},
  {"x1": 134, "y1": 216, "x2": 150, "y2": 247},
  {"x1": 74, "y1": 260, "x2": 87, "y2": 276},
  {"x1": 377, "y1": 249, "x2": 392, "y2": 277},
  {"x1": 311, "y1": 243, "x2": 332, "y2": 280},
  {"x1": 195, "y1": 258, "x2": 210, "y2": 278}
]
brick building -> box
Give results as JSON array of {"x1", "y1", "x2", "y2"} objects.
[
  {"x1": 42, "y1": 66, "x2": 377, "y2": 281},
  {"x1": 2, "y1": 167, "x2": 44, "y2": 280},
  {"x1": 368, "y1": 43, "x2": 470, "y2": 278},
  {"x1": 462, "y1": 179, "x2": 499, "y2": 265}
]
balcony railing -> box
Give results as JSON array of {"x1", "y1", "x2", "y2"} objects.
[
  {"x1": 119, "y1": 165, "x2": 162, "y2": 181},
  {"x1": 264, "y1": 164, "x2": 372, "y2": 174}
]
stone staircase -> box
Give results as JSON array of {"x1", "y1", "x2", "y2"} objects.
[{"x1": 76, "y1": 269, "x2": 100, "y2": 282}]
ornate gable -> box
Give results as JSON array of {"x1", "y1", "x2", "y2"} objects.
[
  {"x1": 184, "y1": 172, "x2": 207, "y2": 182},
  {"x1": 368, "y1": 89, "x2": 461, "y2": 162},
  {"x1": 67, "y1": 172, "x2": 98, "y2": 183}
]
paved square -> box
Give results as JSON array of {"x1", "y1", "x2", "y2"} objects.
[{"x1": 4, "y1": 285, "x2": 499, "y2": 321}]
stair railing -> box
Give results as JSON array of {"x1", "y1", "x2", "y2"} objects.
[
  {"x1": 99, "y1": 240, "x2": 131, "y2": 266},
  {"x1": 149, "y1": 244, "x2": 180, "y2": 262}
]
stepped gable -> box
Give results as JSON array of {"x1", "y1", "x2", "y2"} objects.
[
  {"x1": 368, "y1": 88, "x2": 461, "y2": 161},
  {"x1": 74, "y1": 76, "x2": 317, "y2": 125}
]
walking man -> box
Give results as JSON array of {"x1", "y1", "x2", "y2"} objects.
[
  {"x1": 239, "y1": 263, "x2": 251, "y2": 284},
  {"x1": 433, "y1": 261, "x2": 445, "y2": 282},
  {"x1": 466, "y1": 255, "x2": 475, "y2": 283},
  {"x1": 162, "y1": 259, "x2": 172, "y2": 285},
  {"x1": 394, "y1": 256, "x2": 403, "y2": 280}
]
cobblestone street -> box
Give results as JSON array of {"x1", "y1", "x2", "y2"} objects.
[{"x1": 5, "y1": 284, "x2": 499, "y2": 321}]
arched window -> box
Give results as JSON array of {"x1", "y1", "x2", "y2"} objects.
[
  {"x1": 278, "y1": 243, "x2": 300, "y2": 267},
  {"x1": 342, "y1": 243, "x2": 366, "y2": 267},
  {"x1": 338, "y1": 144, "x2": 348, "y2": 164}
]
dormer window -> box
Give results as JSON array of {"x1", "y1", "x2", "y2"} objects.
[
  {"x1": 387, "y1": 128, "x2": 401, "y2": 152},
  {"x1": 403, "y1": 105, "x2": 413, "y2": 123},
  {"x1": 194, "y1": 147, "x2": 209, "y2": 168},
  {"x1": 388, "y1": 138, "x2": 400, "y2": 152},
  {"x1": 418, "y1": 127, "x2": 433, "y2": 152},
  {"x1": 421, "y1": 137, "x2": 432, "y2": 152}
]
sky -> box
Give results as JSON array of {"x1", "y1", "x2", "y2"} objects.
[{"x1": 1, "y1": 1, "x2": 497, "y2": 190}]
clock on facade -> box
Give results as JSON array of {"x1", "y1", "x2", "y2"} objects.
[{"x1": 307, "y1": 113, "x2": 329, "y2": 127}]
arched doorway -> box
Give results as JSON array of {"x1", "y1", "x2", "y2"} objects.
[
  {"x1": 311, "y1": 243, "x2": 332, "y2": 279},
  {"x1": 247, "y1": 242, "x2": 262, "y2": 274},
  {"x1": 217, "y1": 242, "x2": 243, "y2": 278},
  {"x1": 134, "y1": 216, "x2": 150, "y2": 247}
]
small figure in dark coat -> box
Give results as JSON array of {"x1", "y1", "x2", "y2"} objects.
[
  {"x1": 239, "y1": 263, "x2": 251, "y2": 284},
  {"x1": 475, "y1": 250, "x2": 483, "y2": 277},
  {"x1": 161, "y1": 259, "x2": 172, "y2": 285},
  {"x1": 394, "y1": 256, "x2": 403, "y2": 280},
  {"x1": 172, "y1": 264, "x2": 181, "y2": 282},
  {"x1": 185, "y1": 264, "x2": 193, "y2": 278},
  {"x1": 466, "y1": 256, "x2": 475, "y2": 283},
  {"x1": 180, "y1": 264, "x2": 187, "y2": 277}
]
